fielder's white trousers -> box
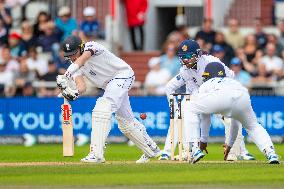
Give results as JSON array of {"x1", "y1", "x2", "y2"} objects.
[{"x1": 185, "y1": 88, "x2": 274, "y2": 152}]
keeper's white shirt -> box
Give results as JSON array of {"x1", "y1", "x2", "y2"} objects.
[
  {"x1": 73, "y1": 41, "x2": 133, "y2": 89},
  {"x1": 165, "y1": 55, "x2": 234, "y2": 96}
]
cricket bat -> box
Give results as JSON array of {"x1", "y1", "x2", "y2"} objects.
[
  {"x1": 61, "y1": 97, "x2": 74, "y2": 156},
  {"x1": 169, "y1": 95, "x2": 175, "y2": 161}
]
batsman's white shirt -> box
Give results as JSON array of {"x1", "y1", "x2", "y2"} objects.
[
  {"x1": 73, "y1": 41, "x2": 133, "y2": 89},
  {"x1": 72, "y1": 41, "x2": 135, "y2": 120}
]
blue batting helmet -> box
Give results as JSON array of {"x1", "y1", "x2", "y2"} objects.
[{"x1": 202, "y1": 62, "x2": 226, "y2": 82}]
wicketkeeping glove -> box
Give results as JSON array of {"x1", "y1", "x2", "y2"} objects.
[{"x1": 61, "y1": 86, "x2": 79, "y2": 101}]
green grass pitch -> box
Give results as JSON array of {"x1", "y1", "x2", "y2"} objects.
[{"x1": 0, "y1": 143, "x2": 283, "y2": 189}]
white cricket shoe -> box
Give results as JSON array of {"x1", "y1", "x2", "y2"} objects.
[
  {"x1": 190, "y1": 148, "x2": 205, "y2": 164},
  {"x1": 158, "y1": 153, "x2": 170, "y2": 161},
  {"x1": 266, "y1": 152, "x2": 280, "y2": 164},
  {"x1": 226, "y1": 153, "x2": 238, "y2": 161},
  {"x1": 136, "y1": 147, "x2": 161, "y2": 163},
  {"x1": 239, "y1": 153, "x2": 255, "y2": 160},
  {"x1": 81, "y1": 153, "x2": 105, "y2": 163},
  {"x1": 136, "y1": 154, "x2": 150, "y2": 164}
]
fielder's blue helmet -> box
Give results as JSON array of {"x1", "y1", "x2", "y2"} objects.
[
  {"x1": 177, "y1": 39, "x2": 200, "y2": 57},
  {"x1": 202, "y1": 62, "x2": 226, "y2": 82}
]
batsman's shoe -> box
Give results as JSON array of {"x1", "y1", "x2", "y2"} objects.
[
  {"x1": 136, "y1": 154, "x2": 150, "y2": 164},
  {"x1": 137, "y1": 148, "x2": 161, "y2": 163},
  {"x1": 158, "y1": 153, "x2": 170, "y2": 161},
  {"x1": 190, "y1": 148, "x2": 205, "y2": 164},
  {"x1": 239, "y1": 153, "x2": 256, "y2": 160},
  {"x1": 266, "y1": 152, "x2": 280, "y2": 164},
  {"x1": 226, "y1": 153, "x2": 238, "y2": 161},
  {"x1": 81, "y1": 153, "x2": 105, "y2": 163}
]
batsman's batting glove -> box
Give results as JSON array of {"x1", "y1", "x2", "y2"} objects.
[
  {"x1": 199, "y1": 142, "x2": 208, "y2": 154},
  {"x1": 223, "y1": 144, "x2": 232, "y2": 160},
  {"x1": 62, "y1": 87, "x2": 79, "y2": 101},
  {"x1": 56, "y1": 75, "x2": 69, "y2": 90}
]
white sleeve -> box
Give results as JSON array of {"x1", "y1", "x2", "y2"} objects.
[
  {"x1": 165, "y1": 73, "x2": 185, "y2": 98},
  {"x1": 72, "y1": 69, "x2": 83, "y2": 80},
  {"x1": 84, "y1": 41, "x2": 104, "y2": 56}
]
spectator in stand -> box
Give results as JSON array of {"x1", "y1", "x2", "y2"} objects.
[
  {"x1": 33, "y1": 11, "x2": 50, "y2": 38},
  {"x1": 79, "y1": 6, "x2": 103, "y2": 41},
  {"x1": 0, "y1": 0, "x2": 12, "y2": 31},
  {"x1": 37, "y1": 21, "x2": 62, "y2": 53},
  {"x1": 124, "y1": 0, "x2": 148, "y2": 50},
  {"x1": 254, "y1": 18, "x2": 267, "y2": 50},
  {"x1": 53, "y1": 50, "x2": 70, "y2": 74},
  {"x1": 8, "y1": 32, "x2": 23, "y2": 58},
  {"x1": 22, "y1": 81, "x2": 35, "y2": 96},
  {"x1": 243, "y1": 34, "x2": 258, "y2": 62},
  {"x1": 160, "y1": 41, "x2": 180, "y2": 77},
  {"x1": 0, "y1": 45, "x2": 19, "y2": 73},
  {"x1": 195, "y1": 18, "x2": 216, "y2": 49},
  {"x1": 14, "y1": 57, "x2": 36, "y2": 96},
  {"x1": 260, "y1": 43, "x2": 283, "y2": 80},
  {"x1": 211, "y1": 44, "x2": 229, "y2": 67},
  {"x1": 38, "y1": 61, "x2": 59, "y2": 97},
  {"x1": 214, "y1": 31, "x2": 235, "y2": 65},
  {"x1": 278, "y1": 19, "x2": 284, "y2": 48},
  {"x1": 166, "y1": 25, "x2": 190, "y2": 49},
  {"x1": 251, "y1": 63, "x2": 272, "y2": 84},
  {"x1": 19, "y1": 20, "x2": 37, "y2": 54},
  {"x1": 0, "y1": 19, "x2": 8, "y2": 46},
  {"x1": 267, "y1": 33, "x2": 283, "y2": 56},
  {"x1": 0, "y1": 61, "x2": 15, "y2": 96},
  {"x1": 230, "y1": 57, "x2": 251, "y2": 87},
  {"x1": 55, "y1": 6, "x2": 77, "y2": 41},
  {"x1": 26, "y1": 47, "x2": 48, "y2": 77},
  {"x1": 144, "y1": 57, "x2": 171, "y2": 95},
  {"x1": 195, "y1": 36, "x2": 208, "y2": 51},
  {"x1": 225, "y1": 18, "x2": 244, "y2": 49},
  {"x1": 235, "y1": 47, "x2": 261, "y2": 77}
]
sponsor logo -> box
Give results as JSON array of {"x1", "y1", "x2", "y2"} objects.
[{"x1": 62, "y1": 105, "x2": 70, "y2": 122}]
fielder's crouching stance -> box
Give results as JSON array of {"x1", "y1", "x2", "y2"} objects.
[
  {"x1": 56, "y1": 35, "x2": 160, "y2": 163},
  {"x1": 188, "y1": 62, "x2": 279, "y2": 164}
]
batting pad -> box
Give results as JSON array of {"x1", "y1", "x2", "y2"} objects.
[
  {"x1": 116, "y1": 115, "x2": 155, "y2": 157},
  {"x1": 91, "y1": 97, "x2": 112, "y2": 159}
]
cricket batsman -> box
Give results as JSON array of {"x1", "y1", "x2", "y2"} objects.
[
  {"x1": 56, "y1": 35, "x2": 160, "y2": 163},
  {"x1": 188, "y1": 62, "x2": 279, "y2": 164},
  {"x1": 159, "y1": 39, "x2": 254, "y2": 162}
]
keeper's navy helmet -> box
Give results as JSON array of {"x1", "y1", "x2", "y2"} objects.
[
  {"x1": 177, "y1": 39, "x2": 200, "y2": 58},
  {"x1": 177, "y1": 39, "x2": 201, "y2": 68},
  {"x1": 202, "y1": 62, "x2": 226, "y2": 82}
]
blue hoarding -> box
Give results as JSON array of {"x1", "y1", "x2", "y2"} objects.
[{"x1": 0, "y1": 96, "x2": 283, "y2": 136}]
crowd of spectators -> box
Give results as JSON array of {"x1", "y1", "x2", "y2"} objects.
[
  {"x1": 0, "y1": 2, "x2": 103, "y2": 97},
  {"x1": 144, "y1": 17, "x2": 284, "y2": 96}
]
